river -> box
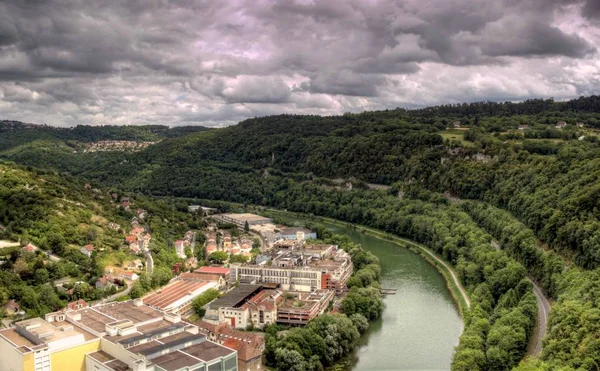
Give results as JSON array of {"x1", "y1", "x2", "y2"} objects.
[{"x1": 275, "y1": 215, "x2": 464, "y2": 371}]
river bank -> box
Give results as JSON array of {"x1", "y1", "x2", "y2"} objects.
[
  {"x1": 265, "y1": 209, "x2": 464, "y2": 370},
  {"x1": 266, "y1": 209, "x2": 471, "y2": 316}
]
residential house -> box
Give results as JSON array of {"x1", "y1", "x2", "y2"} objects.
[
  {"x1": 22, "y1": 243, "x2": 38, "y2": 253},
  {"x1": 80, "y1": 244, "x2": 94, "y2": 257},
  {"x1": 121, "y1": 271, "x2": 138, "y2": 281},
  {"x1": 556, "y1": 121, "x2": 568, "y2": 129},
  {"x1": 95, "y1": 275, "x2": 117, "y2": 290},
  {"x1": 577, "y1": 122, "x2": 585, "y2": 128},
  {"x1": 66, "y1": 299, "x2": 88, "y2": 311},
  {"x1": 3, "y1": 300, "x2": 22, "y2": 316},
  {"x1": 518, "y1": 124, "x2": 529, "y2": 130},
  {"x1": 175, "y1": 240, "x2": 186, "y2": 258},
  {"x1": 121, "y1": 197, "x2": 130, "y2": 208},
  {"x1": 127, "y1": 259, "x2": 143, "y2": 271},
  {"x1": 452, "y1": 121, "x2": 461, "y2": 128},
  {"x1": 107, "y1": 222, "x2": 120, "y2": 231},
  {"x1": 136, "y1": 208, "x2": 147, "y2": 220}
]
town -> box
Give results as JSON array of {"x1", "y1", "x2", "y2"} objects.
[{"x1": 0, "y1": 212, "x2": 354, "y2": 371}]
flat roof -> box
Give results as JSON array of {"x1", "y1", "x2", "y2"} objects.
[
  {"x1": 152, "y1": 351, "x2": 200, "y2": 371},
  {"x1": 221, "y1": 213, "x2": 272, "y2": 222},
  {"x1": 181, "y1": 340, "x2": 236, "y2": 362},
  {"x1": 93, "y1": 301, "x2": 163, "y2": 324},
  {"x1": 196, "y1": 266, "x2": 230, "y2": 275},
  {"x1": 0, "y1": 328, "x2": 35, "y2": 348},
  {"x1": 118, "y1": 323, "x2": 187, "y2": 348},
  {"x1": 279, "y1": 227, "x2": 314, "y2": 234},
  {"x1": 207, "y1": 284, "x2": 262, "y2": 309}
]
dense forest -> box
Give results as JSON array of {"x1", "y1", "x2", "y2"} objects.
[{"x1": 3, "y1": 96, "x2": 600, "y2": 369}]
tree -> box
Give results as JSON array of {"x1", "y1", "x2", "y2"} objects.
[
  {"x1": 34, "y1": 268, "x2": 50, "y2": 285},
  {"x1": 192, "y1": 288, "x2": 220, "y2": 316},
  {"x1": 208, "y1": 251, "x2": 228, "y2": 264},
  {"x1": 244, "y1": 220, "x2": 250, "y2": 232}
]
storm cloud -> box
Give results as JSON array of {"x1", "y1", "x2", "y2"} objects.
[{"x1": 0, "y1": 0, "x2": 599, "y2": 127}]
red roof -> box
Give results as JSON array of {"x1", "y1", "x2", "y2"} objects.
[
  {"x1": 83, "y1": 244, "x2": 94, "y2": 252},
  {"x1": 23, "y1": 243, "x2": 37, "y2": 252},
  {"x1": 125, "y1": 235, "x2": 137, "y2": 243},
  {"x1": 196, "y1": 266, "x2": 230, "y2": 275}
]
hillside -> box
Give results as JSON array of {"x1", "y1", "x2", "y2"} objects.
[
  {"x1": 3, "y1": 96, "x2": 600, "y2": 370},
  {"x1": 0, "y1": 161, "x2": 203, "y2": 318}
]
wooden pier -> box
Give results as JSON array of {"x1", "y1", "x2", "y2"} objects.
[{"x1": 380, "y1": 288, "x2": 397, "y2": 295}]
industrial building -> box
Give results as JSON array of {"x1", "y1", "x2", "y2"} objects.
[
  {"x1": 219, "y1": 214, "x2": 272, "y2": 228},
  {"x1": 277, "y1": 227, "x2": 317, "y2": 241},
  {"x1": 0, "y1": 300, "x2": 238, "y2": 371},
  {"x1": 143, "y1": 276, "x2": 219, "y2": 315},
  {"x1": 231, "y1": 244, "x2": 353, "y2": 293}
]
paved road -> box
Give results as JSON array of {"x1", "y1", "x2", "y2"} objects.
[
  {"x1": 528, "y1": 281, "x2": 550, "y2": 357},
  {"x1": 493, "y1": 239, "x2": 550, "y2": 357},
  {"x1": 415, "y1": 241, "x2": 471, "y2": 309}
]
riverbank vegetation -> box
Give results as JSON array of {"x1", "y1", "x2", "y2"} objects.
[
  {"x1": 264, "y1": 233, "x2": 383, "y2": 371},
  {"x1": 5, "y1": 97, "x2": 600, "y2": 369}
]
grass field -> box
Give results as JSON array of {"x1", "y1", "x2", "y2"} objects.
[{"x1": 439, "y1": 129, "x2": 475, "y2": 147}]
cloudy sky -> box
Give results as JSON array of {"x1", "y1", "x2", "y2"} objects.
[{"x1": 1, "y1": 0, "x2": 599, "y2": 127}]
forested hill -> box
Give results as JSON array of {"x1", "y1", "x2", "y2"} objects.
[{"x1": 0, "y1": 120, "x2": 209, "y2": 151}]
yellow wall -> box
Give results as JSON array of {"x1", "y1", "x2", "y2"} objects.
[
  {"x1": 23, "y1": 353, "x2": 34, "y2": 371},
  {"x1": 51, "y1": 340, "x2": 100, "y2": 371}
]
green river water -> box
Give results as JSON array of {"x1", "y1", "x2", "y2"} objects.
[{"x1": 277, "y1": 215, "x2": 464, "y2": 371}]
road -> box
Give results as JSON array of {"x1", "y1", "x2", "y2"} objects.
[
  {"x1": 528, "y1": 281, "x2": 550, "y2": 357},
  {"x1": 415, "y1": 241, "x2": 471, "y2": 309},
  {"x1": 493, "y1": 239, "x2": 550, "y2": 357}
]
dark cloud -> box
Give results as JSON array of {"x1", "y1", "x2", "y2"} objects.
[
  {"x1": 480, "y1": 17, "x2": 595, "y2": 57},
  {"x1": 0, "y1": 0, "x2": 598, "y2": 126}
]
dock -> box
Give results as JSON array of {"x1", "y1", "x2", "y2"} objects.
[{"x1": 380, "y1": 288, "x2": 397, "y2": 295}]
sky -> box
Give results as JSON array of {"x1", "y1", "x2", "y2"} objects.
[{"x1": 1, "y1": 0, "x2": 599, "y2": 127}]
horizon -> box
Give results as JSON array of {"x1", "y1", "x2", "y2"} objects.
[{"x1": 1, "y1": 0, "x2": 599, "y2": 128}]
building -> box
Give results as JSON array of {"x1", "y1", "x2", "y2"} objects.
[
  {"x1": 22, "y1": 243, "x2": 38, "y2": 253},
  {"x1": 127, "y1": 259, "x2": 143, "y2": 271},
  {"x1": 518, "y1": 124, "x2": 529, "y2": 130},
  {"x1": 121, "y1": 271, "x2": 138, "y2": 281},
  {"x1": 239, "y1": 290, "x2": 282, "y2": 329},
  {"x1": 80, "y1": 244, "x2": 94, "y2": 258},
  {"x1": 556, "y1": 121, "x2": 568, "y2": 129},
  {"x1": 196, "y1": 266, "x2": 232, "y2": 282},
  {"x1": 143, "y1": 276, "x2": 219, "y2": 315},
  {"x1": 219, "y1": 214, "x2": 272, "y2": 228},
  {"x1": 452, "y1": 121, "x2": 461, "y2": 128},
  {"x1": 196, "y1": 321, "x2": 265, "y2": 371},
  {"x1": 203, "y1": 285, "x2": 264, "y2": 328},
  {"x1": 95, "y1": 276, "x2": 117, "y2": 290},
  {"x1": 67, "y1": 300, "x2": 89, "y2": 311},
  {"x1": 0, "y1": 317, "x2": 101, "y2": 371},
  {"x1": 277, "y1": 290, "x2": 335, "y2": 325},
  {"x1": 3, "y1": 299, "x2": 23, "y2": 316},
  {"x1": 0, "y1": 300, "x2": 238, "y2": 371},
  {"x1": 232, "y1": 245, "x2": 352, "y2": 294},
  {"x1": 174, "y1": 240, "x2": 186, "y2": 258},
  {"x1": 277, "y1": 227, "x2": 317, "y2": 241}
]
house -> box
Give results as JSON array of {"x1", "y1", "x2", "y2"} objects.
[
  {"x1": 22, "y1": 243, "x2": 38, "y2": 253},
  {"x1": 125, "y1": 235, "x2": 137, "y2": 244},
  {"x1": 173, "y1": 262, "x2": 184, "y2": 275},
  {"x1": 108, "y1": 222, "x2": 121, "y2": 231},
  {"x1": 518, "y1": 125, "x2": 529, "y2": 130},
  {"x1": 556, "y1": 121, "x2": 568, "y2": 129},
  {"x1": 579, "y1": 135, "x2": 586, "y2": 141},
  {"x1": 66, "y1": 299, "x2": 88, "y2": 311},
  {"x1": 127, "y1": 259, "x2": 144, "y2": 271},
  {"x1": 121, "y1": 271, "x2": 138, "y2": 281},
  {"x1": 3, "y1": 300, "x2": 22, "y2": 316},
  {"x1": 185, "y1": 257, "x2": 198, "y2": 269},
  {"x1": 129, "y1": 243, "x2": 140, "y2": 254},
  {"x1": 136, "y1": 209, "x2": 147, "y2": 220},
  {"x1": 206, "y1": 242, "x2": 218, "y2": 255},
  {"x1": 95, "y1": 276, "x2": 116, "y2": 290},
  {"x1": 174, "y1": 240, "x2": 186, "y2": 258},
  {"x1": 80, "y1": 244, "x2": 94, "y2": 257},
  {"x1": 452, "y1": 121, "x2": 461, "y2": 128},
  {"x1": 121, "y1": 197, "x2": 130, "y2": 208},
  {"x1": 577, "y1": 122, "x2": 585, "y2": 128}
]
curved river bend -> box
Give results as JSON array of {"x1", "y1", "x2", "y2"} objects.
[{"x1": 280, "y1": 217, "x2": 464, "y2": 371}]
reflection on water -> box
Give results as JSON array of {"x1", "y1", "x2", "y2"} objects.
[{"x1": 279, "y1": 217, "x2": 463, "y2": 371}]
